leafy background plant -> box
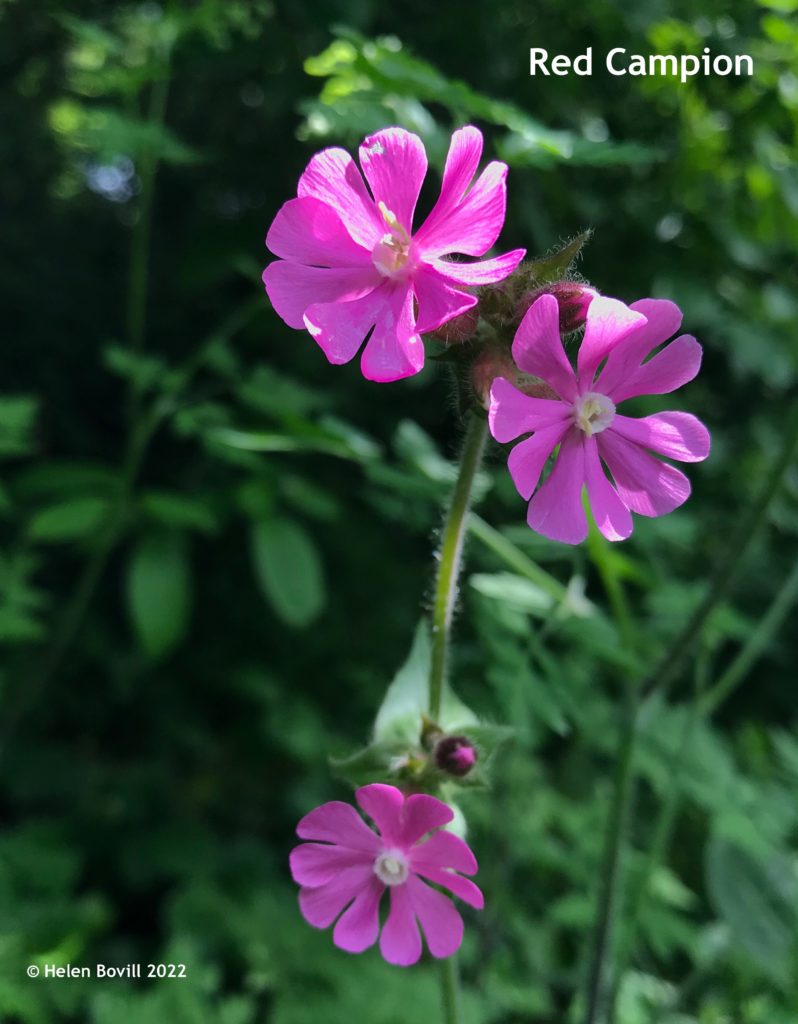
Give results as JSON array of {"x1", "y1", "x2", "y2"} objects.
[{"x1": 1, "y1": 0, "x2": 797, "y2": 1021}]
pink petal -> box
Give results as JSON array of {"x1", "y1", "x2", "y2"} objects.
[
  {"x1": 507, "y1": 421, "x2": 570, "y2": 500},
  {"x1": 410, "y1": 864, "x2": 484, "y2": 910},
  {"x1": 332, "y1": 875, "x2": 384, "y2": 953},
  {"x1": 606, "y1": 335, "x2": 703, "y2": 404},
  {"x1": 430, "y1": 249, "x2": 526, "y2": 287},
  {"x1": 297, "y1": 147, "x2": 382, "y2": 248},
  {"x1": 526, "y1": 431, "x2": 588, "y2": 544},
  {"x1": 304, "y1": 284, "x2": 389, "y2": 366},
  {"x1": 412, "y1": 266, "x2": 477, "y2": 336},
  {"x1": 379, "y1": 884, "x2": 422, "y2": 966},
  {"x1": 360, "y1": 284, "x2": 425, "y2": 382},
  {"x1": 489, "y1": 376, "x2": 571, "y2": 444},
  {"x1": 407, "y1": 876, "x2": 464, "y2": 959},
  {"x1": 416, "y1": 161, "x2": 510, "y2": 258},
  {"x1": 511, "y1": 294, "x2": 578, "y2": 402},
  {"x1": 356, "y1": 784, "x2": 405, "y2": 845},
  {"x1": 290, "y1": 842, "x2": 373, "y2": 886},
  {"x1": 576, "y1": 296, "x2": 647, "y2": 390},
  {"x1": 595, "y1": 298, "x2": 683, "y2": 397},
  {"x1": 262, "y1": 261, "x2": 378, "y2": 330},
  {"x1": 298, "y1": 864, "x2": 373, "y2": 928},
  {"x1": 599, "y1": 429, "x2": 691, "y2": 517},
  {"x1": 400, "y1": 793, "x2": 453, "y2": 847},
  {"x1": 410, "y1": 829, "x2": 478, "y2": 875},
  {"x1": 610, "y1": 412, "x2": 710, "y2": 463},
  {"x1": 415, "y1": 126, "x2": 483, "y2": 233},
  {"x1": 359, "y1": 128, "x2": 427, "y2": 231},
  {"x1": 296, "y1": 800, "x2": 381, "y2": 853},
  {"x1": 583, "y1": 436, "x2": 633, "y2": 542},
  {"x1": 266, "y1": 197, "x2": 371, "y2": 267}
]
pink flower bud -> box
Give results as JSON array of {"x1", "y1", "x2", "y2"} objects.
[
  {"x1": 434, "y1": 735, "x2": 478, "y2": 777},
  {"x1": 517, "y1": 282, "x2": 598, "y2": 334}
]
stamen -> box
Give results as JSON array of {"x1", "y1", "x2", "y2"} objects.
[
  {"x1": 373, "y1": 848, "x2": 410, "y2": 886},
  {"x1": 378, "y1": 201, "x2": 398, "y2": 228},
  {"x1": 574, "y1": 392, "x2": 616, "y2": 436}
]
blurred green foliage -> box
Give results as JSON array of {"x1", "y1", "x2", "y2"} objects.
[{"x1": 1, "y1": 0, "x2": 798, "y2": 1022}]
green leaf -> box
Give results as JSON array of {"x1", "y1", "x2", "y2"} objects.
[
  {"x1": 302, "y1": 31, "x2": 657, "y2": 169},
  {"x1": 126, "y1": 531, "x2": 192, "y2": 659},
  {"x1": 250, "y1": 518, "x2": 326, "y2": 629},
  {"x1": 139, "y1": 490, "x2": 218, "y2": 534},
  {"x1": 470, "y1": 572, "x2": 555, "y2": 617},
  {"x1": 0, "y1": 396, "x2": 39, "y2": 459},
  {"x1": 521, "y1": 231, "x2": 593, "y2": 286},
  {"x1": 373, "y1": 622, "x2": 477, "y2": 744},
  {"x1": 49, "y1": 103, "x2": 201, "y2": 165},
  {"x1": 329, "y1": 741, "x2": 410, "y2": 788},
  {"x1": 27, "y1": 497, "x2": 110, "y2": 543},
  {"x1": 0, "y1": 550, "x2": 47, "y2": 644},
  {"x1": 705, "y1": 834, "x2": 798, "y2": 985}
]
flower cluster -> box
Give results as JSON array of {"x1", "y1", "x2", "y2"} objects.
[{"x1": 266, "y1": 124, "x2": 711, "y2": 967}]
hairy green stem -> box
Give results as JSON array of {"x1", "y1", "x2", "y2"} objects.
[
  {"x1": 427, "y1": 411, "x2": 488, "y2": 1024},
  {"x1": 428, "y1": 412, "x2": 489, "y2": 722}
]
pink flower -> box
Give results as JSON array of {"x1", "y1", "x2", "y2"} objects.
[
  {"x1": 289, "y1": 783, "x2": 483, "y2": 966},
  {"x1": 489, "y1": 293, "x2": 711, "y2": 544},
  {"x1": 263, "y1": 126, "x2": 525, "y2": 383}
]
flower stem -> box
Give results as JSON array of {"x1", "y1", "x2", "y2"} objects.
[
  {"x1": 428, "y1": 411, "x2": 489, "y2": 722},
  {"x1": 427, "y1": 410, "x2": 488, "y2": 1024},
  {"x1": 439, "y1": 956, "x2": 461, "y2": 1024}
]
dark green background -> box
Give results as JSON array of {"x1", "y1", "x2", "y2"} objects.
[{"x1": 1, "y1": 1, "x2": 797, "y2": 1021}]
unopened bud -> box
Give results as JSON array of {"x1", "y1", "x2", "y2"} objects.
[
  {"x1": 517, "y1": 282, "x2": 597, "y2": 334},
  {"x1": 471, "y1": 346, "x2": 519, "y2": 409},
  {"x1": 434, "y1": 735, "x2": 478, "y2": 777},
  {"x1": 432, "y1": 305, "x2": 480, "y2": 344}
]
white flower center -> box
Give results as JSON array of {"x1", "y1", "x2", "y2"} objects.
[
  {"x1": 574, "y1": 391, "x2": 616, "y2": 436},
  {"x1": 373, "y1": 848, "x2": 410, "y2": 886},
  {"x1": 371, "y1": 202, "x2": 414, "y2": 279}
]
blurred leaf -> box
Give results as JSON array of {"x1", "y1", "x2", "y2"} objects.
[
  {"x1": 705, "y1": 834, "x2": 798, "y2": 985},
  {"x1": 126, "y1": 531, "x2": 192, "y2": 659},
  {"x1": 49, "y1": 102, "x2": 200, "y2": 164},
  {"x1": 27, "y1": 497, "x2": 110, "y2": 543},
  {"x1": 0, "y1": 396, "x2": 38, "y2": 460},
  {"x1": 0, "y1": 551, "x2": 47, "y2": 644},
  {"x1": 470, "y1": 572, "x2": 554, "y2": 617},
  {"x1": 12, "y1": 461, "x2": 119, "y2": 500},
  {"x1": 302, "y1": 30, "x2": 657, "y2": 168},
  {"x1": 139, "y1": 490, "x2": 219, "y2": 534},
  {"x1": 250, "y1": 518, "x2": 326, "y2": 629}
]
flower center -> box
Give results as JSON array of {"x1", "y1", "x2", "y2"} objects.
[
  {"x1": 373, "y1": 848, "x2": 410, "y2": 887},
  {"x1": 574, "y1": 391, "x2": 616, "y2": 436},
  {"x1": 371, "y1": 201, "x2": 414, "y2": 279}
]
